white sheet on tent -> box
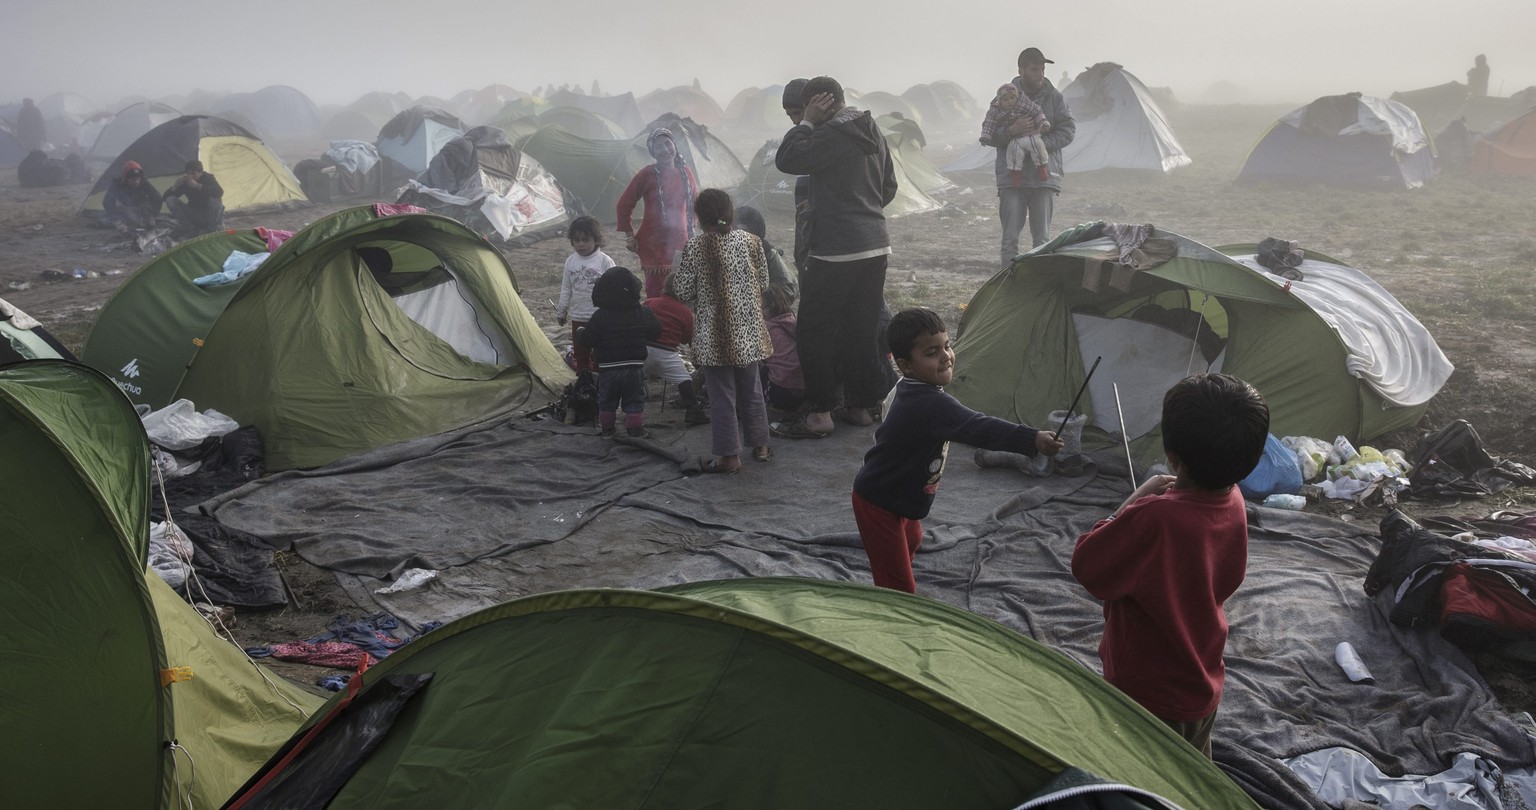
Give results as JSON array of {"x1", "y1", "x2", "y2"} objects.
[
  {"x1": 388, "y1": 275, "x2": 510, "y2": 365},
  {"x1": 1231, "y1": 254, "x2": 1453, "y2": 408},
  {"x1": 1279, "y1": 96, "x2": 1429, "y2": 155},
  {"x1": 378, "y1": 120, "x2": 464, "y2": 173},
  {"x1": 325, "y1": 140, "x2": 379, "y2": 175},
  {"x1": 402, "y1": 171, "x2": 565, "y2": 241},
  {"x1": 1071, "y1": 313, "x2": 1225, "y2": 438}
]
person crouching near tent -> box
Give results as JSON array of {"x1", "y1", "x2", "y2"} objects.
[
  {"x1": 760, "y1": 284, "x2": 805, "y2": 421},
  {"x1": 162, "y1": 160, "x2": 225, "y2": 236},
  {"x1": 576, "y1": 266, "x2": 660, "y2": 438},
  {"x1": 1071, "y1": 373, "x2": 1269, "y2": 758},
  {"x1": 101, "y1": 161, "x2": 163, "y2": 233},
  {"x1": 557, "y1": 215, "x2": 617, "y2": 372},
  {"x1": 617, "y1": 128, "x2": 699, "y2": 299},
  {"x1": 853, "y1": 308, "x2": 1062, "y2": 593},
  {"x1": 672, "y1": 188, "x2": 773, "y2": 474},
  {"x1": 643, "y1": 273, "x2": 709, "y2": 426}
]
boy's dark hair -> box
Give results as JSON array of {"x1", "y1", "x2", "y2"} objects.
[
  {"x1": 184, "y1": 160, "x2": 203, "y2": 173},
  {"x1": 886, "y1": 308, "x2": 946, "y2": 362},
  {"x1": 694, "y1": 188, "x2": 734, "y2": 235},
  {"x1": 567, "y1": 215, "x2": 603, "y2": 247},
  {"x1": 802, "y1": 76, "x2": 845, "y2": 106},
  {"x1": 591, "y1": 266, "x2": 642, "y2": 309},
  {"x1": 1161, "y1": 373, "x2": 1270, "y2": 490},
  {"x1": 734, "y1": 205, "x2": 766, "y2": 239}
]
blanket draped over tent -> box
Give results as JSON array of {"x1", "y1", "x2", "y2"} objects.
[{"x1": 203, "y1": 418, "x2": 1536, "y2": 807}]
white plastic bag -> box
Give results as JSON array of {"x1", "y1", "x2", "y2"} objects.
[{"x1": 141, "y1": 399, "x2": 239, "y2": 451}]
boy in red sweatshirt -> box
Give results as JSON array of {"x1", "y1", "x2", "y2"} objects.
[{"x1": 1071, "y1": 373, "x2": 1269, "y2": 757}]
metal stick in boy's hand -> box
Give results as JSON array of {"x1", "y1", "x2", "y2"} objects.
[{"x1": 1057, "y1": 355, "x2": 1102, "y2": 437}]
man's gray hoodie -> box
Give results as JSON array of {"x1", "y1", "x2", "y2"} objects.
[{"x1": 774, "y1": 107, "x2": 898, "y2": 257}]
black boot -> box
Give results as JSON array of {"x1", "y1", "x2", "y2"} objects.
[{"x1": 679, "y1": 381, "x2": 710, "y2": 425}]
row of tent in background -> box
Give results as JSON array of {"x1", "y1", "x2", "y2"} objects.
[{"x1": 0, "y1": 80, "x2": 983, "y2": 161}]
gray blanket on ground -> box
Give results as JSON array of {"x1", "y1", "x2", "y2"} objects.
[{"x1": 204, "y1": 418, "x2": 1536, "y2": 795}]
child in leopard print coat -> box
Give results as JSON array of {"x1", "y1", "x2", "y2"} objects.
[{"x1": 672, "y1": 188, "x2": 773, "y2": 474}]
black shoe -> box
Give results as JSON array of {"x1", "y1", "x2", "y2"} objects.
[
  {"x1": 684, "y1": 405, "x2": 710, "y2": 425},
  {"x1": 626, "y1": 427, "x2": 651, "y2": 439}
]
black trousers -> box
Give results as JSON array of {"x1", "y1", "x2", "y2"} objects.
[{"x1": 795, "y1": 255, "x2": 888, "y2": 412}]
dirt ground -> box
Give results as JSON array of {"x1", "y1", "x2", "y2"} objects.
[{"x1": 4, "y1": 103, "x2": 1535, "y2": 703}]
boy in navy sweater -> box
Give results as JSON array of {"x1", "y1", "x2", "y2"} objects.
[{"x1": 852, "y1": 308, "x2": 1062, "y2": 592}]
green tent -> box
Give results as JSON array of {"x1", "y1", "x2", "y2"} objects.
[
  {"x1": 513, "y1": 114, "x2": 746, "y2": 226},
  {"x1": 227, "y1": 578, "x2": 1255, "y2": 809},
  {"x1": 79, "y1": 115, "x2": 308, "y2": 217},
  {"x1": 81, "y1": 206, "x2": 572, "y2": 470},
  {"x1": 877, "y1": 112, "x2": 955, "y2": 194},
  {"x1": 0, "y1": 361, "x2": 320, "y2": 809},
  {"x1": 950, "y1": 223, "x2": 1452, "y2": 464}
]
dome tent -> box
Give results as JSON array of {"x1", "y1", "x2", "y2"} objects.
[
  {"x1": 225, "y1": 578, "x2": 1256, "y2": 809},
  {"x1": 83, "y1": 100, "x2": 182, "y2": 168},
  {"x1": 80, "y1": 206, "x2": 571, "y2": 470},
  {"x1": 375, "y1": 106, "x2": 467, "y2": 179},
  {"x1": 1236, "y1": 93, "x2": 1437, "y2": 188},
  {"x1": 78, "y1": 115, "x2": 308, "y2": 217},
  {"x1": 1061, "y1": 63, "x2": 1191, "y2": 173},
  {"x1": 1470, "y1": 107, "x2": 1536, "y2": 177},
  {"x1": 0, "y1": 361, "x2": 320, "y2": 808},
  {"x1": 950, "y1": 223, "x2": 1452, "y2": 465}
]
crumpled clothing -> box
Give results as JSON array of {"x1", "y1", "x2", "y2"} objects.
[
  {"x1": 317, "y1": 673, "x2": 353, "y2": 692},
  {"x1": 374, "y1": 203, "x2": 427, "y2": 217},
  {"x1": 247, "y1": 641, "x2": 377, "y2": 669},
  {"x1": 256, "y1": 227, "x2": 294, "y2": 252}
]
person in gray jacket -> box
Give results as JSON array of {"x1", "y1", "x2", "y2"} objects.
[
  {"x1": 992, "y1": 47, "x2": 1076, "y2": 266},
  {"x1": 774, "y1": 76, "x2": 898, "y2": 438}
]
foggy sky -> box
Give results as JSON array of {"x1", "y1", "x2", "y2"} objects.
[{"x1": 8, "y1": 0, "x2": 1535, "y2": 111}]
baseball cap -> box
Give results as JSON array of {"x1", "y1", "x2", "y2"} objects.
[{"x1": 1019, "y1": 47, "x2": 1054, "y2": 65}]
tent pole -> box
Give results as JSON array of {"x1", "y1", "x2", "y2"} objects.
[{"x1": 1185, "y1": 296, "x2": 1211, "y2": 377}]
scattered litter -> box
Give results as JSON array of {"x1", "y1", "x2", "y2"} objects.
[
  {"x1": 375, "y1": 568, "x2": 438, "y2": 594},
  {"x1": 5, "y1": 281, "x2": 30, "y2": 291}
]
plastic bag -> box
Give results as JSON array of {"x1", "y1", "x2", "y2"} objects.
[
  {"x1": 193, "y1": 250, "x2": 269, "y2": 287},
  {"x1": 1282, "y1": 435, "x2": 1332, "y2": 482},
  {"x1": 141, "y1": 398, "x2": 240, "y2": 450},
  {"x1": 1240, "y1": 433, "x2": 1304, "y2": 499}
]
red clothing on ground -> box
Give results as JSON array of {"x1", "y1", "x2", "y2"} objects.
[
  {"x1": 643, "y1": 294, "x2": 694, "y2": 350},
  {"x1": 1071, "y1": 486, "x2": 1248, "y2": 722},
  {"x1": 852, "y1": 490, "x2": 924, "y2": 593},
  {"x1": 616, "y1": 163, "x2": 698, "y2": 267}
]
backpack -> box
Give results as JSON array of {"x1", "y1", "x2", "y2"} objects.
[
  {"x1": 552, "y1": 369, "x2": 599, "y2": 426},
  {"x1": 1406, "y1": 420, "x2": 1536, "y2": 498}
]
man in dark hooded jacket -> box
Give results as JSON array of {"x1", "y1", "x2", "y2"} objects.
[
  {"x1": 102, "y1": 161, "x2": 163, "y2": 231},
  {"x1": 773, "y1": 76, "x2": 898, "y2": 438}
]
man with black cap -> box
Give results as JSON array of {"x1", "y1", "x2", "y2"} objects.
[
  {"x1": 162, "y1": 160, "x2": 225, "y2": 236},
  {"x1": 101, "y1": 161, "x2": 163, "y2": 233},
  {"x1": 991, "y1": 47, "x2": 1075, "y2": 266}
]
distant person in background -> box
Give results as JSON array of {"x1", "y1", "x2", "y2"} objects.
[
  {"x1": 616, "y1": 128, "x2": 699, "y2": 299},
  {"x1": 780, "y1": 78, "x2": 812, "y2": 274},
  {"x1": 162, "y1": 160, "x2": 224, "y2": 235},
  {"x1": 15, "y1": 98, "x2": 46, "y2": 152},
  {"x1": 993, "y1": 47, "x2": 1076, "y2": 266},
  {"x1": 1467, "y1": 54, "x2": 1490, "y2": 98},
  {"x1": 733, "y1": 205, "x2": 797, "y2": 304},
  {"x1": 17, "y1": 150, "x2": 68, "y2": 187},
  {"x1": 101, "y1": 161, "x2": 163, "y2": 232}
]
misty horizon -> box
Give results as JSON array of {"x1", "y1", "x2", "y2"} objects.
[{"x1": 7, "y1": 0, "x2": 1534, "y2": 115}]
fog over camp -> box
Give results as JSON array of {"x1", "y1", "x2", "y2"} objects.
[
  {"x1": 8, "y1": 0, "x2": 1536, "y2": 808},
  {"x1": 7, "y1": 0, "x2": 1536, "y2": 105}
]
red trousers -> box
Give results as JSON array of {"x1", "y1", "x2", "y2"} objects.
[{"x1": 852, "y1": 491, "x2": 923, "y2": 593}]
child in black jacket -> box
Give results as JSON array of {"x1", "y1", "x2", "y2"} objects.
[{"x1": 576, "y1": 266, "x2": 661, "y2": 437}]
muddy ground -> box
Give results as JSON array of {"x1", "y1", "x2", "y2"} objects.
[{"x1": 4, "y1": 102, "x2": 1535, "y2": 705}]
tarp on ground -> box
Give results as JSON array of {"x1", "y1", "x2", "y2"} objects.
[{"x1": 204, "y1": 416, "x2": 1536, "y2": 809}]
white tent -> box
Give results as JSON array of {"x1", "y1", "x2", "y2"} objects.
[
  {"x1": 83, "y1": 101, "x2": 181, "y2": 167},
  {"x1": 1061, "y1": 63, "x2": 1190, "y2": 173}
]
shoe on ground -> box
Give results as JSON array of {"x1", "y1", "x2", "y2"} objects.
[
  {"x1": 626, "y1": 427, "x2": 651, "y2": 439},
  {"x1": 684, "y1": 405, "x2": 710, "y2": 425}
]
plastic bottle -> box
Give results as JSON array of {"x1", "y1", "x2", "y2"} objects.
[
  {"x1": 1334, "y1": 642, "x2": 1375, "y2": 683},
  {"x1": 1263, "y1": 493, "x2": 1306, "y2": 510}
]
